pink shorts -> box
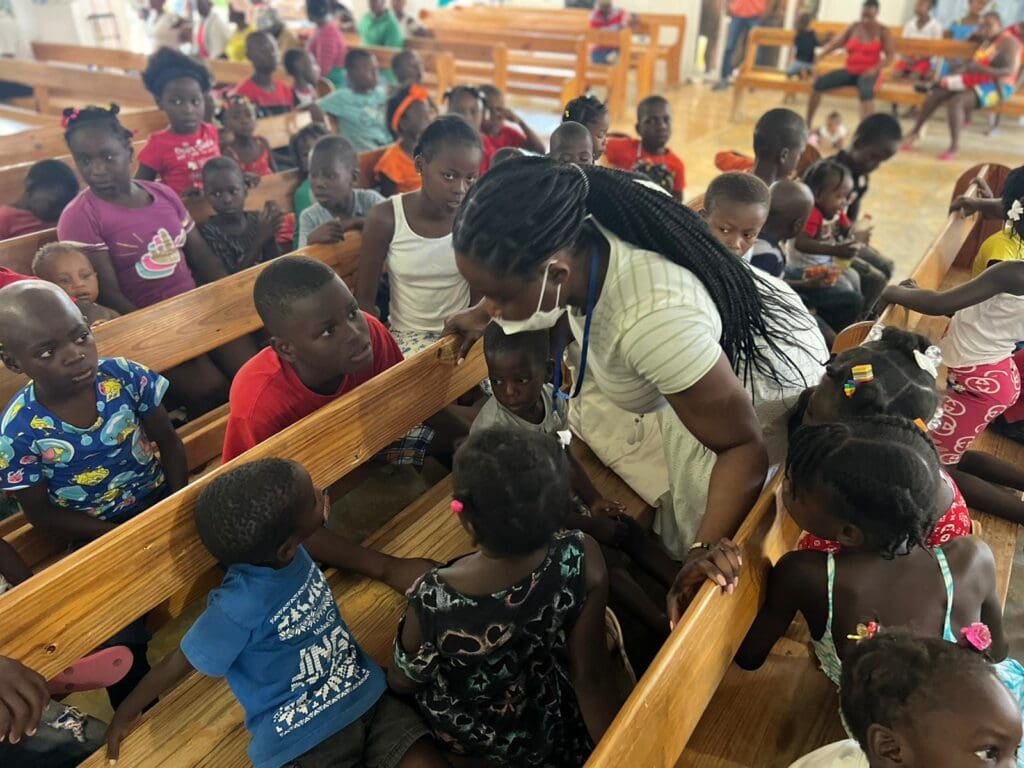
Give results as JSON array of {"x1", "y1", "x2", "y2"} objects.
[{"x1": 931, "y1": 356, "x2": 1022, "y2": 465}]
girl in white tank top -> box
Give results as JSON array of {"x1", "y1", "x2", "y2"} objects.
[
  {"x1": 356, "y1": 116, "x2": 482, "y2": 357},
  {"x1": 882, "y1": 259, "x2": 1024, "y2": 466}
]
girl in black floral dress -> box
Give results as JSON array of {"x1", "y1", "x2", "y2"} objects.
[{"x1": 389, "y1": 428, "x2": 623, "y2": 767}]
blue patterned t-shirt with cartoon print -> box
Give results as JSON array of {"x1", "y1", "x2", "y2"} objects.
[{"x1": 0, "y1": 357, "x2": 169, "y2": 523}]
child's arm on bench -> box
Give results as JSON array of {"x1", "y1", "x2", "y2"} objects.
[
  {"x1": 106, "y1": 648, "x2": 194, "y2": 762},
  {"x1": 305, "y1": 527, "x2": 434, "y2": 593},
  {"x1": 143, "y1": 407, "x2": 188, "y2": 494},
  {"x1": 567, "y1": 450, "x2": 624, "y2": 517},
  {"x1": 14, "y1": 486, "x2": 117, "y2": 543},
  {"x1": 0, "y1": 539, "x2": 32, "y2": 586}
]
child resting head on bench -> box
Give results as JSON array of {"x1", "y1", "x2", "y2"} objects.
[
  {"x1": 479, "y1": 84, "x2": 546, "y2": 157},
  {"x1": 32, "y1": 241, "x2": 120, "y2": 325},
  {"x1": 298, "y1": 135, "x2": 385, "y2": 248},
  {"x1": 735, "y1": 415, "x2": 1024, "y2": 734},
  {"x1": 563, "y1": 94, "x2": 610, "y2": 162},
  {"x1": 197, "y1": 156, "x2": 282, "y2": 273},
  {"x1": 0, "y1": 280, "x2": 187, "y2": 541},
  {"x1": 0, "y1": 159, "x2": 79, "y2": 239},
  {"x1": 389, "y1": 427, "x2": 626, "y2": 766},
  {"x1": 549, "y1": 121, "x2": 594, "y2": 165},
  {"x1": 792, "y1": 632, "x2": 1023, "y2": 768},
  {"x1": 106, "y1": 457, "x2": 448, "y2": 768},
  {"x1": 138, "y1": 47, "x2": 220, "y2": 197}
]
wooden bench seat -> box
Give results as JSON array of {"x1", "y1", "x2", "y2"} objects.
[
  {"x1": 0, "y1": 58, "x2": 153, "y2": 115},
  {"x1": 731, "y1": 28, "x2": 1023, "y2": 121}
]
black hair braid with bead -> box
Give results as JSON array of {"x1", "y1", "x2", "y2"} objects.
[
  {"x1": 786, "y1": 415, "x2": 941, "y2": 558},
  {"x1": 454, "y1": 157, "x2": 809, "y2": 386},
  {"x1": 841, "y1": 632, "x2": 998, "y2": 749}
]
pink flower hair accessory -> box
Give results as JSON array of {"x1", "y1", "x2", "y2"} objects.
[
  {"x1": 61, "y1": 108, "x2": 80, "y2": 129},
  {"x1": 450, "y1": 500, "x2": 464, "y2": 515},
  {"x1": 960, "y1": 622, "x2": 992, "y2": 652}
]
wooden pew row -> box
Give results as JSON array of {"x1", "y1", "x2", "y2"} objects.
[
  {"x1": 732, "y1": 28, "x2": 1023, "y2": 121},
  {"x1": 0, "y1": 110, "x2": 164, "y2": 169},
  {"x1": 0, "y1": 59, "x2": 153, "y2": 115},
  {"x1": 29, "y1": 40, "x2": 456, "y2": 107},
  {"x1": 420, "y1": 25, "x2": 646, "y2": 118},
  {"x1": 588, "y1": 164, "x2": 1015, "y2": 767},
  {"x1": 422, "y1": 6, "x2": 686, "y2": 87}
]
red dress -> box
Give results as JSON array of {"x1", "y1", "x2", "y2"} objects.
[
  {"x1": 845, "y1": 37, "x2": 884, "y2": 75},
  {"x1": 797, "y1": 469, "x2": 972, "y2": 553}
]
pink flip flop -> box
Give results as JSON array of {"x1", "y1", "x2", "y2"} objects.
[
  {"x1": 937, "y1": 150, "x2": 958, "y2": 161},
  {"x1": 900, "y1": 141, "x2": 917, "y2": 152},
  {"x1": 47, "y1": 646, "x2": 132, "y2": 695}
]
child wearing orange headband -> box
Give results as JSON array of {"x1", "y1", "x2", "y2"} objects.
[{"x1": 375, "y1": 84, "x2": 434, "y2": 196}]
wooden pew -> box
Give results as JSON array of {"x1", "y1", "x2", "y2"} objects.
[
  {"x1": 0, "y1": 59, "x2": 153, "y2": 114},
  {"x1": 588, "y1": 163, "x2": 1018, "y2": 767},
  {"x1": 0, "y1": 110, "x2": 165, "y2": 168},
  {"x1": 730, "y1": 28, "x2": 988, "y2": 120},
  {"x1": 422, "y1": 6, "x2": 685, "y2": 88}
]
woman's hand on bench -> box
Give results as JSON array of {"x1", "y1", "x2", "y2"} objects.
[
  {"x1": 666, "y1": 538, "x2": 743, "y2": 629},
  {"x1": 443, "y1": 301, "x2": 493, "y2": 364},
  {"x1": 0, "y1": 656, "x2": 48, "y2": 746}
]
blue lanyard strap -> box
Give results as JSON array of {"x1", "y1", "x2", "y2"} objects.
[{"x1": 552, "y1": 247, "x2": 600, "y2": 408}]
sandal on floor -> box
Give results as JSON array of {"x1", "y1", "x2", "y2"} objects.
[{"x1": 48, "y1": 645, "x2": 133, "y2": 695}]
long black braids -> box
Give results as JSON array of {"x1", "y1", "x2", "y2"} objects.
[
  {"x1": 452, "y1": 156, "x2": 811, "y2": 386},
  {"x1": 786, "y1": 415, "x2": 941, "y2": 558}
]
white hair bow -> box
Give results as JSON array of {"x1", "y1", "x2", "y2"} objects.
[{"x1": 1009, "y1": 199, "x2": 1023, "y2": 223}]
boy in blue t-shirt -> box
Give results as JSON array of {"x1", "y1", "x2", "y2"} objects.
[
  {"x1": 0, "y1": 281, "x2": 188, "y2": 540},
  {"x1": 106, "y1": 458, "x2": 447, "y2": 768}
]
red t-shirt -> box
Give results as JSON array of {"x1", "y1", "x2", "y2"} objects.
[
  {"x1": 137, "y1": 123, "x2": 222, "y2": 196},
  {"x1": 0, "y1": 268, "x2": 32, "y2": 289},
  {"x1": 222, "y1": 313, "x2": 403, "y2": 462},
  {"x1": 804, "y1": 206, "x2": 851, "y2": 240},
  {"x1": 0, "y1": 205, "x2": 47, "y2": 239},
  {"x1": 231, "y1": 78, "x2": 296, "y2": 117},
  {"x1": 604, "y1": 136, "x2": 686, "y2": 196},
  {"x1": 488, "y1": 124, "x2": 527, "y2": 151}
]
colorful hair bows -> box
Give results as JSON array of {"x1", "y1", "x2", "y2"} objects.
[{"x1": 844, "y1": 364, "x2": 874, "y2": 398}]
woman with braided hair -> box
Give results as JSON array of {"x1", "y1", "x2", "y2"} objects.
[{"x1": 444, "y1": 157, "x2": 826, "y2": 624}]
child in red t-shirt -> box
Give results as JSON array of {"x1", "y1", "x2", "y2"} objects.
[
  {"x1": 604, "y1": 95, "x2": 686, "y2": 201},
  {"x1": 231, "y1": 30, "x2": 296, "y2": 117},
  {"x1": 137, "y1": 48, "x2": 222, "y2": 198},
  {"x1": 223, "y1": 255, "x2": 432, "y2": 464},
  {"x1": 220, "y1": 94, "x2": 276, "y2": 176},
  {"x1": 479, "y1": 85, "x2": 546, "y2": 158},
  {"x1": 0, "y1": 159, "x2": 79, "y2": 239},
  {"x1": 589, "y1": 0, "x2": 633, "y2": 63}
]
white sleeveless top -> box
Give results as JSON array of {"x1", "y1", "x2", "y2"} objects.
[
  {"x1": 386, "y1": 194, "x2": 471, "y2": 334},
  {"x1": 941, "y1": 291, "x2": 1024, "y2": 369}
]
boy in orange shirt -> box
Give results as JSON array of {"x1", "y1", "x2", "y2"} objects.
[{"x1": 603, "y1": 95, "x2": 686, "y2": 201}]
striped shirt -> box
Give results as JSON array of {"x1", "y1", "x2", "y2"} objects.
[{"x1": 567, "y1": 223, "x2": 722, "y2": 414}]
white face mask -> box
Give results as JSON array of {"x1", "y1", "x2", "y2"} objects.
[{"x1": 493, "y1": 260, "x2": 566, "y2": 334}]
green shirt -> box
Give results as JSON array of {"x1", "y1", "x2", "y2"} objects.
[
  {"x1": 358, "y1": 11, "x2": 404, "y2": 48},
  {"x1": 293, "y1": 179, "x2": 314, "y2": 251},
  {"x1": 317, "y1": 86, "x2": 392, "y2": 153}
]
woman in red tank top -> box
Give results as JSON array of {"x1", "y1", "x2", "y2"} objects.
[
  {"x1": 903, "y1": 12, "x2": 1022, "y2": 160},
  {"x1": 806, "y1": 0, "x2": 895, "y2": 128}
]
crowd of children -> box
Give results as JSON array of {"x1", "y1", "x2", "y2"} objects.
[{"x1": 5, "y1": 9, "x2": 1024, "y2": 767}]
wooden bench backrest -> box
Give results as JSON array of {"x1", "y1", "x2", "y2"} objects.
[
  {"x1": 0, "y1": 236, "x2": 363, "y2": 405},
  {"x1": 30, "y1": 41, "x2": 147, "y2": 72},
  {"x1": 0, "y1": 333, "x2": 486, "y2": 679},
  {"x1": 0, "y1": 110, "x2": 164, "y2": 168},
  {"x1": 0, "y1": 229, "x2": 57, "y2": 276},
  {"x1": 1, "y1": 59, "x2": 153, "y2": 111},
  {"x1": 587, "y1": 165, "x2": 996, "y2": 766}
]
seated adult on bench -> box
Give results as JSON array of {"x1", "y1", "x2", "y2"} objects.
[
  {"x1": 806, "y1": 0, "x2": 895, "y2": 127},
  {"x1": 902, "y1": 11, "x2": 1022, "y2": 161}
]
